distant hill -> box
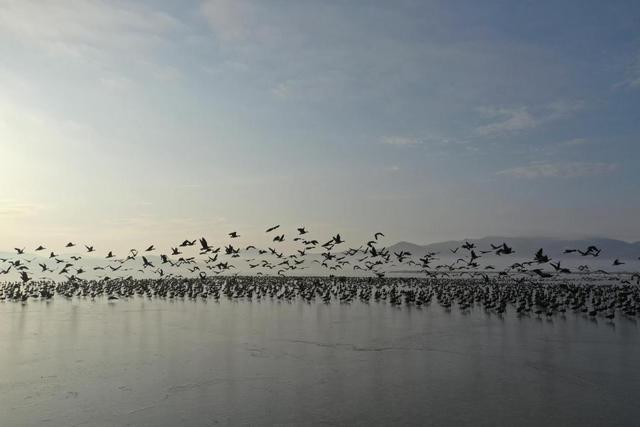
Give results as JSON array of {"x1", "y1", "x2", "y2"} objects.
[
  {"x1": 389, "y1": 236, "x2": 640, "y2": 260},
  {"x1": 1, "y1": 237, "x2": 638, "y2": 278}
]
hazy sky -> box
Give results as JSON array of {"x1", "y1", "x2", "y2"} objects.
[{"x1": 1, "y1": 0, "x2": 639, "y2": 252}]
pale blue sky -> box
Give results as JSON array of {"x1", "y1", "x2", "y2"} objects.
[{"x1": 1, "y1": 0, "x2": 639, "y2": 251}]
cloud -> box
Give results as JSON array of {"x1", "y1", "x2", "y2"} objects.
[
  {"x1": 0, "y1": 94, "x2": 98, "y2": 152},
  {"x1": 200, "y1": 0, "x2": 291, "y2": 47},
  {"x1": 474, "y1": 100, "x2": 585, "y2": 137},
  {"x1": 200, "y1": 0, "x2": 255, "y2": 43},
  {"x1": 545, "y1": 99, "x2": 586, "y2": 119},
  {"x1": 474, "y1": 107, "x2": 537, "y2": 137},
  {"x1": 497, "y1": 162, "x2": 618, "y2": 179},
  {"x1": 615, "y1": 51, "x2": 640, "y2": 90},
  {"x1": 271, "y1": 81, "x2": 294, "y2": 99},
  {"x1": 98, "y1": 74, "x2": 134, "y2": 91},
  {"x1": 0, "y1": 200, "x2": 46, "y2": 217},
  {"x1": 382, "y1": 136, "x2": 422, "y2": 146},
  {"x1": 559, "y1": 138, "x2": 590, "y2": 147},
  {"x1": 0, "y1": 0, "x2": 181, "y2": 57},
  {"x1": 200, "y1": 0, "x2": 333, "y2": 48},
  {"x1": 98, "y1": 215, "x2": 229, "y2": 239},
  {"x1": 626, "y1": 76, "x2": 640, "y2": 89}
]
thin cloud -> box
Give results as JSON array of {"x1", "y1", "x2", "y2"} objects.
[
  {"x1": 200, "y1": 0, "x2": 282, "y2": 45},
  {"x1": 200, "y1": 0, "x2": 253, "y2": 43},
  {"x1": 0, "y1": 0, "x2": 181, "y2": 57},
  {"x1": 382, "y1": 136, "x2": 422, "y2": 146},
  {"x1": 474, "y1": 100, "x2": 585, "y2": 137},
  {"x1": 271, "y1": 81, "x2": 294, "y2": 99},
  {"x1": 559, "y1": 138, "x2": 590, "y2": 147},
  {"x1": 0, "y1": 200, "x2": 46, "y2": 217},
  {"x1": 614, "y1": 51, "x2": 640, "y2": 90},
  {"x1": 100, "y1": 215, "x2": 228, "y2": 236},
  {"x1": 497, "y1": 162, "x2": 618, "y2": 179},
  {"x1": 475, "y1": 106, "x2": 537, "y2": 137},
  {"x1": 545, "y1": 99, "x2": 586, "y2": 119}
]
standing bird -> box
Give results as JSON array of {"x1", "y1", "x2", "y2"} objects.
[
  {"x1": 532, "y1": 269, "x2": 552, "y2": 278},
  {"x1": 534, "y1": 248, "x2": 550, "y2": 264}
]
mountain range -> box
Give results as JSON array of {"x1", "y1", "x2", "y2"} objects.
[
  {"x1": 388, "y1": 237, "x2": 640, "y2": 260},
  {"x1": 1, "y1": 237, "x2": 639, "y2": 277}
]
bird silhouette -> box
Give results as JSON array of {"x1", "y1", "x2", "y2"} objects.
[
  {"x1": 534, "y1": 248, "x2": 550, "y2": 264},
  {"x1": 199, "y1": 238, "x2": 213, "y2": 253}
]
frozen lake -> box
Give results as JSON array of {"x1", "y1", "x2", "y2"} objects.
[{"x1": 2, "y1": 297, "x2": 639, "y2": 426}]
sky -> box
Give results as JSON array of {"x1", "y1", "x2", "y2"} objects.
[{"x1": 1, "y1": 0, "x2": 639, "y2": 253}]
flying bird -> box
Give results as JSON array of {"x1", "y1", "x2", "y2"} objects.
[
  {"x1": 199, "y1": 238, "x2": 213, "y2": 253},
  {"x1": 142, "y1": 256, "x2": 154, "y2": 268}
]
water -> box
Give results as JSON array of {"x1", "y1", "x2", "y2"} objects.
[{"x1": 1, "y1": 297, "x2": 639, "y2": 426}]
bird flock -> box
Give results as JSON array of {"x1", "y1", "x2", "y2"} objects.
[{"x1": 1, "y1": 226, "x2": 640, "y2": 321}]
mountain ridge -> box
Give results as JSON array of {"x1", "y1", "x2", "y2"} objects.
[{"x1": 389, "y1": 236, "x2": 640, "y2": 259}]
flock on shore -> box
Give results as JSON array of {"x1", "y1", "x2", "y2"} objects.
[{"x1": 1, "y1": 226, "x2": 639, "y2": 320}]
